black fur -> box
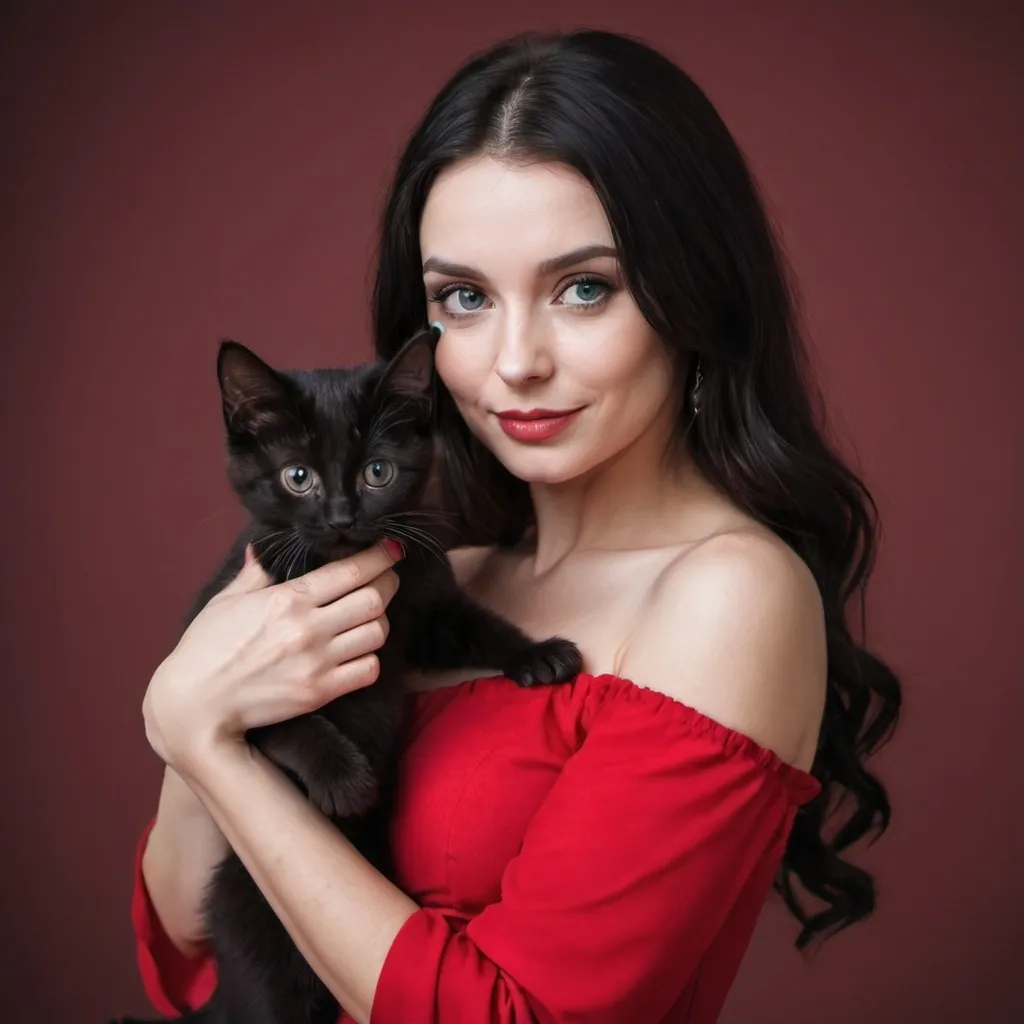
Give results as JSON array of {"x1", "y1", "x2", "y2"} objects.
[{"x1": 112, "y1": 326, "x2": 580, "y2": 1024}]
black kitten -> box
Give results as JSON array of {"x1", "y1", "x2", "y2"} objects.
[{"x1": 111, "y1": 326, "x2": 580, "y2": 1024}]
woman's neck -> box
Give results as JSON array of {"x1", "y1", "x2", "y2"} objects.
[{"x1": 525, "y1": 430, "x2": 719, "y2": 577}]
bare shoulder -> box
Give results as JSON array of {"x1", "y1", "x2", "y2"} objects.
[{"x1": 619, "y1": 528, "x2": 827, "y2": 770}]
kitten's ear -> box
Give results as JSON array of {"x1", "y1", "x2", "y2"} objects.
[
  {"x1": 217, "y1": 341, "x2": 293, "y2": 433},
  {"x1": 375, "y1": 326, "x2": 438, "y2": 405}
]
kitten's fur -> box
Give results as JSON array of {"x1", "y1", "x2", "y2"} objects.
[{"x1": 112, "y1": 327, "x2": 581, "y2": 1024}]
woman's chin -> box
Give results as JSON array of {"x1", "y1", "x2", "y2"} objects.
[
  {"x1": 491, "y1": 446, "x2": 591, "y2": 487},
  {"x1": 468, "y1": 418, "x2": 597, "y2": 486}
]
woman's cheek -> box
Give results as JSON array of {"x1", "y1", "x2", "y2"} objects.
[
  {"x1": 435, "y1": 336, "x2": 483, "y2": 404},
  {"x1": 433, "y1": 336, "x2": 457, "y2": 392}
]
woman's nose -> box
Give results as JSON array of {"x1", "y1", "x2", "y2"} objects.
[{"x1": 494, "y1": 316, "x2": 554, "y2": 386}]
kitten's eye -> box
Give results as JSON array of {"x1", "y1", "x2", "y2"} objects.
[
  {"x1": 281, "y1": 465, "x2": 317, "y2": 494},
  {"x1": 362, "y1": 460, "x2": 395, "y2": 488}
]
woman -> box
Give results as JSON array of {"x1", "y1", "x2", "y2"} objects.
[{"x1": 130, "y1": 30, "x2": 900, "y2": 1024}]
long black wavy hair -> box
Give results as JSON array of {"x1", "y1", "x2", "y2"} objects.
[{"x1": 371, "y1": 29, "x2": 901, "y2": 949}]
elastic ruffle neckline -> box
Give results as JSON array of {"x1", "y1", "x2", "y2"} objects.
[{"x1": 414, "y1": 671, "x2": 822, "y2": 804}]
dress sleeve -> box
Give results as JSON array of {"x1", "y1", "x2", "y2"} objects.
[
  {"x1": 130, "y1": 817, "x2": 218, "y2": 1016},
  {"x1": 371, "y1": 678, "x2": 820, "y2": 1024}
]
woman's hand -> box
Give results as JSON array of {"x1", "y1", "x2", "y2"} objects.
[{"x1": 142, "y1": 540, "x2": 403, "y2": 778}]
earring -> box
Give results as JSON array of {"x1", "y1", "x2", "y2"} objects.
[{"x1": 691, "y1": 359, "x2": 704, "y2": 415}]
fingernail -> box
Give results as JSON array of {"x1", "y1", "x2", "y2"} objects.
[{"x1": 383, "y1": 538, "x2": 405, "y2": 561}]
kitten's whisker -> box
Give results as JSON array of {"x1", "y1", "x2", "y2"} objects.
[
  {"x1": 367, "y1": 410, "x2": 402, "y2": 439},
  {"x1": 384, "y1": 521, "x2": 448, "y2": 566},
  {"x1": 281, "y1": 548, "x2": 296, "y2": 580},
  {"x1": 385, "y1": 509, "x2": 466, "y2": 541},
  {"x1": 264, "y1": 543, "x2": 288, "y2": 578},
  {"x1": 386, "y1": 525, "x2": 444, "y2": 566},
  {"x1": 266, "y1": 531, "x2": 302, "y2": 578},
  {"x1": 260, "y1": 529, "x2": 294, "y2": 552},
  {"x1": 285, "y1": 538, "x2": 309, "y2": 581},
  {"x1": 403, "y1": 524, "x2": 460, "y2": 557},
  {"x1": 371, "y1": 403, "x2": 418, "y2": 432},
  {"x1": 387, "y1": 509, "x2": 461, "y2": 521},
  {"x1": 368, "y1": 411, "x2": 418, "y2": 444},
  {"x1": 292, "y1": 540, "x2": 313, "y2": 581},
  {"x1": 255, "y1": 529, "x2": 294, "y2": 555},
  {"x1": 410, "y1": 530, "x2": 449, "y2": 562},
  {"x1": 260, "y1": 527, "x2": 295, "y2": 540},
  {"x1": 267, "y1": 538, "x2": 292, "y2": 574},
  {"x1": 254, "y1": 540, "x2": 288, "y2": 565},
  {"x1": 382, "y1": 523, "x2": 424, "y2": 557}
]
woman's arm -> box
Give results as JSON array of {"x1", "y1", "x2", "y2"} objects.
[
  {"x1": 140, "y1": 766, "x2": 229, "y2": 956},
  {"x1": 132, "y1": 540, "x2": 405, "y2": 1014},
  {"x1": 178, "y1": 737, "x2": 417, "y2": 1024}
]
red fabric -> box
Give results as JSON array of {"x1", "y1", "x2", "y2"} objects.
[
  {"x1": 131, "y1": 818, "x2": 217, "y2": 1016},
  {"x1": 130, "y1": 673, "x2": 820, "y2": 1023}
]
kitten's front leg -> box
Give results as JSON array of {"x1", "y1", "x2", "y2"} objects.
[
  {"x1": 249, "y1": 717, "x2": 379, "y2": 819},
  {"x1": 409, "y1": 593, "x2": 583, "y2": 687}
]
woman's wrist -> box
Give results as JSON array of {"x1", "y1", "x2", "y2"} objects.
[
  {"x1": 144, "y1": 658, "x2": 251, "y2": 784},
  {"x1": 170, "y1": 728, "x2": 254, "y2": 792}
]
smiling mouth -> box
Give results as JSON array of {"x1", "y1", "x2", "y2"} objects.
[
  {"x1": 493, "y1": 407, "x2": 585, "y2": 442},
  {"x1": 496, "y1": 407, "x2": 583, "y2": 420}
]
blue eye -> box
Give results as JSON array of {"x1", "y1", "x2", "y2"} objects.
[
  {"x1": 446, "y1": 288, "x2": 486, "y2": 312},
  {"x1": 428, "y1": 283, "x2": 491, "y2": 317},
  {"x1": 561, "y1": 279, "x2": 611, "y2": 306}
]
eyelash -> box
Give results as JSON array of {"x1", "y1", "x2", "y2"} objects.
[{"x1": 427, "y1": 273, "x2": 615, "y2": 319}]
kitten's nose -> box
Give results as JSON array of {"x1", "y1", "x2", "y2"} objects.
[{"x1": 328, "y1": 514, "x2": 354, "y2": 533}]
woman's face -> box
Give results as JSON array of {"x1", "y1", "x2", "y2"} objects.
[{"x1": 420, "y1": 155, "x2": 677, "y2": 486}]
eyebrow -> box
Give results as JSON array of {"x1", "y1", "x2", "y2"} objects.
[{"x1": 422, "y1": 244, "x2": 618, "y2": 280}]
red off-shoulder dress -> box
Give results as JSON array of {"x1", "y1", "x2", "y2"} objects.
[{"x1": 130, "y1": 672, "x2": 820, "y2": 1023}]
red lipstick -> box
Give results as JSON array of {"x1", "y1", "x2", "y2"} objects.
[{"x1": 494, "y1": 407, "x2": 584, "y2": 442}]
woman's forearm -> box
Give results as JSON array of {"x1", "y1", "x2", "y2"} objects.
[
  {"x1": 141, "y1": 766, "x2": 230, "y2": 955},
  {"x1": 179, "y1": 741, "x2": 418, "y2": 1024}
]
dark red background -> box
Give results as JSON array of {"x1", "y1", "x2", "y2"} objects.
[{"x1": 2, "y1": 2, "x2": 1021, "y2": 1021}]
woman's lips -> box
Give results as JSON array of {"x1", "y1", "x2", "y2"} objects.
[{"x1": 494, "y1": 407, "x2": 585, "y2": 442}]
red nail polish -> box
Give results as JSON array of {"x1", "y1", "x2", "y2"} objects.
[{"x1": 383, "y1": 538, "x2": 405, "y2": 561}]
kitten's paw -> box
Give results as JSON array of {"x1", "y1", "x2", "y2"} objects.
[
  {"x1": 306, "y1": 766, "x2": 379, "y2": 820},
  {"x1": 503, "y1": 636, "x2": 583, "y2": 688},
  {"x1": 307, "y1": 770, "x2": 380, "y2": 819},
  {"x1": 301, "y1": 741, "x2": 380, "y2": 820}
]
